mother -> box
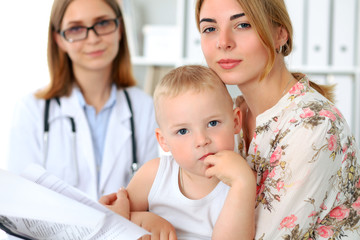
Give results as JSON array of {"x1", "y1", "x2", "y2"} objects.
[
  {"x1": 102, "y1": 0, "x2": 360, "y2": 239},
  {"x1": 196, "y1": 0, "x2": 360, "y2": 239}
]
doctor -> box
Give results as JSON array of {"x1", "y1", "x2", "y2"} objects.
[{"x1": 7, "y1": 0, "x2": 159, "y2": 200}]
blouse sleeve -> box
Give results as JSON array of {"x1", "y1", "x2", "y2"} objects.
[{"x1": 252, "y1": 107, "x2": 360, "y2": 239}]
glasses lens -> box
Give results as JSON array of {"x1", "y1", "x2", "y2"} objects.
[
  {"x1": 94, "y1": 19, "x2": 117, "y2": 35},
  {"x1": 64, "y1": 27, "x2": 87, "y2": 42}
]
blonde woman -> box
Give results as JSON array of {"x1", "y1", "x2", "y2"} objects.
[{"x1": 195, "y1": 0, "x2": 360, "y2": 239}]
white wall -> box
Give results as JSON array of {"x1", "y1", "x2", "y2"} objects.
[{"x1": 0, "y1": 1, "x2": 53, "y2": 171}]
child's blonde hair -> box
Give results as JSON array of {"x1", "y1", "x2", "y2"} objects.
[{"x1": 154, "y1": 65, "x2": 233, "y2": 123}]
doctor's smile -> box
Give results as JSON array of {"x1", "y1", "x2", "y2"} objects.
[{"x1": 87, "y1": 49, "x2": 106, "y2": 57}]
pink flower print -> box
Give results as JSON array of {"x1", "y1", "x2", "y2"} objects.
[
  {"x1": 289, "y1": 118, "x2": 297, "y2": 123},
  {"x1": 289, "y1": 83, "x2": 304, "y2": 95},
  {"x1": 300, "y1": 108, "x2": 315, "y2": 118},
  {"x1": 253, "y1": 145, "x2": 258, "y2": 155},
  {"x1": 320, "y1": 203, "x2": 327, "y2": 211},
  {"x1": 329, "y1": 205, "x2": 350, "y2": 220},
  {"x1": 328, "y1": 135, "x2": 337, "y2": 151},
  {"x1": 336, "y1": 192, "x2": 341, "y2": 202},
  {"x1": 320, "y1": 203, "x2": 327, "y2": 210},
  {"x1": 269, "y1": 168, "x2": 276, "y2": 178},
  {"x1": 277, "y1": 181, "x2": 284, "y2": 191},
  {"x1": 308, "y1": 211, "x2": 317, "y2": 218},
  {"x1": 256, "y1": 184, "x2": 265, "y2": 197},
  {"x1": 342, "y1": 145, "x2": 348, "y2": 153},
  {"x1": 317, "y1": 226, "x2": 334, "y2": 238},
  {"x1": 279, "y1": 214, "x2": 297, "y2": 229},
  {"x1": 270, "y1": 146, "x2": 282, "y2": 166},
  {"x1": 356, "y1": 178, "x2": 360, "y2": 188},
  {"x1": 351, "y1": 197, "x2": 360, "y2": 214},
  {"x1": 319, "y1": 110, "x2": 336, "y2": 121},
  {"x1": 342, "y1": 154, "x2": 347, "y2": 163},
  {"x1": 331, "y1": 106, "x2": 343, "y2": 118}
]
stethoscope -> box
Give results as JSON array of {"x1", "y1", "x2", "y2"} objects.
[{"x1": 43, "y1": 89, "x2": 138, "y2": 187}]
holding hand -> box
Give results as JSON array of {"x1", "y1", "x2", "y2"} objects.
[
  {"x1": 99, "y1": 188, "x2": 130, "y2": 219},
  {"x1": 100, "y1": 188, "x2": 177, "y2": 240}
]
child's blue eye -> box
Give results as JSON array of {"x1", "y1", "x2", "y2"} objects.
[
  {"x1": 177, "y1": 129, "x2": 188, "y2": 135},
  {"x1": 208, "y1": 120, "x2": 219, "y2": 127}
]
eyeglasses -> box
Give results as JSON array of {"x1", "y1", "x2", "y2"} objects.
[{"x1": 59, "y1": 18, "x2": 120, "y2": 42}]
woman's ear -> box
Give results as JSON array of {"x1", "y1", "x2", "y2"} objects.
[
  {"x1": 275, "y1": 25, "x2": 289, "y2": 48},
  {"x1": 54, "y1": 31, "x2": 67, "y2": 52},
  {"x1": 233, "y1": 107, "x2": 242, "y2": 134},
  {"x1": 155, "y1": 128, "x2": 170, "y2": 152}
]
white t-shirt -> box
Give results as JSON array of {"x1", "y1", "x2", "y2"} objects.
[{"x1": 148, "y1": 155, "x2": 229, "y2": 240}]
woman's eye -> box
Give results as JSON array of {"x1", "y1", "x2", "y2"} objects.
[
  {"x1": 237, "y1": 23, "x2": 251, "y2": 29},
  {"x1": 97, "y1": 19, "x2": 110, "y2": 27},
  {"x1": 68, "y1": 26, "x2": 85, "y2": 33},
  {"x1": 208, "y1": 120, "x2": 219, "y2": 127},
  {"x1": 202, "y1": 27, "x2": 216, "y2": 33},
  {"x1": 177, "y1": 129, "x2": 188, "y2": 135}
]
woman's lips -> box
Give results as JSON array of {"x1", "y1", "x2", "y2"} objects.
[
  {"x1": 217, "y1": 59, "x2": 242, "y2": 69},
  {"x1": 87, "y1": 49, "x2": 105, "y2": 57}
]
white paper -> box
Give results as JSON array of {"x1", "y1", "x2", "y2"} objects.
[{"x1": 0, "y1": 164, "x2": 149, "y2": 239}]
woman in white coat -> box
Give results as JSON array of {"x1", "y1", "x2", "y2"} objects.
[{"x1": 7, "y1": 0, "x2": 158, "y2": 200}]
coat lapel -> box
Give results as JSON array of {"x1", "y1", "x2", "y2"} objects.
[
  {"x1": 60, "y1": 92, "x2": 98, "y2": 187},
  {"x1": 99, "y1": 90, "x2": 132, "y2": 192}
]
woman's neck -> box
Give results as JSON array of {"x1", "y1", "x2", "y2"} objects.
[
  {"x1": 74, "y1": 67, "x2": 113, "y2": 113},
  {"x1": 239, "y1": 64, "x2": 295, "y2": 118},
  {"x1": 238, "y1": 62, "x2": 296, "y2": 152}
]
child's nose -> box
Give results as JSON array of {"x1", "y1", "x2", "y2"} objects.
[{"x1": 195, "y1": 131, "x2": 211, "y2": 148}]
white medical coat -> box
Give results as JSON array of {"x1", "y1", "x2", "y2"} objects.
[{"x1": 7, "y1": 86, "x2": 159, "y2": 200}]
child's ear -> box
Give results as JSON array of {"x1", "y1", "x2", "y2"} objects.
[
  {"x1": 155, "y1": 128, "x2": 170, "y2": 152},
  {"x1": 233, "y1": 107, "x2": 242, "y2": 134}
]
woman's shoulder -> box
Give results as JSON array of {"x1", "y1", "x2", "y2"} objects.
[{"x1": 15, "y1": 90, "x2": 46, "y2": 113}]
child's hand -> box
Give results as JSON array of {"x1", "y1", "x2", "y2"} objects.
[
  {"x1": 204, "y1": 150, "x2": 256, "y2": 188},
  {"x1": 99, "y1": 188, "x2": 130, "y2": 219},
  {"x1": 131, "y1": 211, "x2": 177, "y2": 240}
]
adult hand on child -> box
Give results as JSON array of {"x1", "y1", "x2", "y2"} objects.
[
  {"x1": 131, "y1": 211, "x2": 177, "y2": 240},
  {"x1": 99, "y1": 188, "x2": 130, "y2": 219},
  {"x1": 100, "y1": 189, "x2": 177, "y2": 240}
]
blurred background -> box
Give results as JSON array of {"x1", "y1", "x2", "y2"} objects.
[{"x1": 0, "y1": 0, "x2": 359, "y2": 172}]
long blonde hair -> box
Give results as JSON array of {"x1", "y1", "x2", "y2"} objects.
[
  {"x1": 36, "y1": 0, "x2": 136, "y2": 99},
  {"x1": 195, "y1": 0, "x2": 335, "y2": 102}
]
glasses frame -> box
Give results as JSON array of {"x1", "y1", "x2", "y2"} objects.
[{"x1": 59, "y1": 18, "x2": 120, "y2": 43}]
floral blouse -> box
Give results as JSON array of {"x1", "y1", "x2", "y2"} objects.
[{"x1": 237, "y1": 75, "x2": 360, "y2": 239}]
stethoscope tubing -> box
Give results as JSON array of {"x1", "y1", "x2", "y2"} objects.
[{"x1": 42, "y1": 89, "x2": 137, "y2": 188}]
